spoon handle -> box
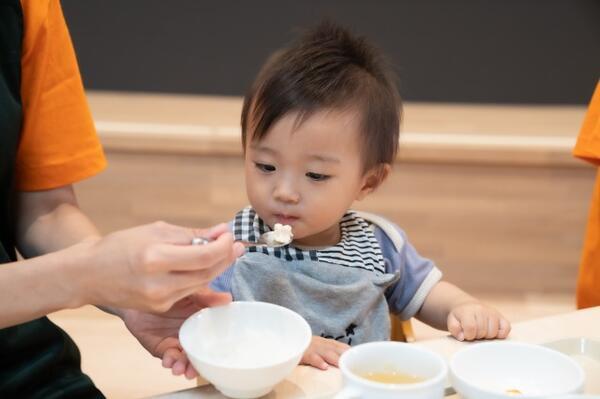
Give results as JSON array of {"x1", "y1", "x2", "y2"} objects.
[{"x1": 191, "y1": 237, "x2": 266, "y2": 247}]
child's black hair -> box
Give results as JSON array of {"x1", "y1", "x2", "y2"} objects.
[{"x1": 241, "y1": 20, "x2": 402, "y2": 172}]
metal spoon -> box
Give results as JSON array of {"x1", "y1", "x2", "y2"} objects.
[{"x1": 191, "y1": 231, "x2": 291, "y2": 248}]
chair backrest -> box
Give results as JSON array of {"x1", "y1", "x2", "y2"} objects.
[{"x1": 390, "y1": 314, "x2": 415, "y2": 342}]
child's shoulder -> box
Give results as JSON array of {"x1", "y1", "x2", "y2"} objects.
[{"x1": 351, "y1": 210, "x2": 406, "y2": 254}]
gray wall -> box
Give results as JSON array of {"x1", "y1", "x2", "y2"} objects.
[{"x1": 62, "y1": 0, "x2": 600, "y2": 104}]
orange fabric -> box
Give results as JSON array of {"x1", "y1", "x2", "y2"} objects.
[
  {"x1": 574, "y1": 82, "x2": 600, "y2": 166},
  {"x1": 16, "y1": 0, "x2": 106, "y2": 191},
  {"x1": 574, "y1": 81, "x2": 600, "y2": 309}
]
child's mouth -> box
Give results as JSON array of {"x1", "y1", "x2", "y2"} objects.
[{"x1": 274, "y1": 214, "x2": 299, "y2": 225}]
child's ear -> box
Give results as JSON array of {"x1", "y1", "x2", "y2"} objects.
[{"x1": 356, "y1": 164, "x2": 391, "y2": 200}]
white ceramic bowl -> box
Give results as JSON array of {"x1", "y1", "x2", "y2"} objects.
[
  {"x1": 450, "y1": 341, "x2": 585, "y2": 399},
  {"x1": 336, "y1": 341, "x2": 448, "y2": 399},
  {"x1": 558, "y1": 396, "x2": 600, "y2": 399},
  {"x1": 179, "y1": 301, "x2": 312, "y2": 399}
]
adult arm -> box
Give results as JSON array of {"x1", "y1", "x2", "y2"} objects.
[
  {"x1": 16, "y1": 185, "x2": 100, "y2": 256},
  {"x1": 1, "y1": 184, "x2": 244, "y2": 329}
]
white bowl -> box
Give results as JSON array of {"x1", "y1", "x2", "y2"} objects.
[
  {"x1": 337, "y1": 341, "x2": 448, "y2": 399},
  {"x1": 558, "y1": 396, "x2": 600, "y2": 399},
  {"x1": 450, "y1": 341, "x2": 585, "y2": 399},
  {"x1": 179, "y1": 301, "x2": 311, "y2": 399}
]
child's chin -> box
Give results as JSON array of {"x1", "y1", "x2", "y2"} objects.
[
  {"x1": 291, "y1": 234, "x2": 323, "y2": 246},
  {"x1": 288, "y1": 233, "x2": 307, "y2": 242}
]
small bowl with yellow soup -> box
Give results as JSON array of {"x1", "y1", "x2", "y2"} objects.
[{"x1": 335, "y1": 341, "x2": 448, "y2": 399}]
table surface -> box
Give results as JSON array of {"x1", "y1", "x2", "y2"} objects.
[{"x1": 152, "y1": 307, "x2": 600, "y2": 399}]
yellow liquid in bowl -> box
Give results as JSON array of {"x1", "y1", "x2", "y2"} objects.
[{"x1": 357, "y1": 371, "x2": 425, "y2": 384}]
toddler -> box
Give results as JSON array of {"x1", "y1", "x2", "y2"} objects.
[{"x1": 212, "y1": 21, "x2": 510, "y2": 370}]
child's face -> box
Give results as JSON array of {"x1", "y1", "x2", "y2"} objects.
[{"x1": 245, "y1": 108, "x2": 379, "y2": 246}]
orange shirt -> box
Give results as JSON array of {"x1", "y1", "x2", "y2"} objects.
[
  {"x1": 16, "y1": 0, "x2": 106, "y2": 191},
  {"x1": 573, "y1": 81, "x2": 600, "y2": 309}
]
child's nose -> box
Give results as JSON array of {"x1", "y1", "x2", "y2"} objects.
[{"x1": 273, "y1": 180, "x2": 300, "y2": 204}]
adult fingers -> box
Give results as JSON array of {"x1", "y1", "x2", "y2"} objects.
[
  {"x1": 162, "y1": 348, "x2": 180, "y2": 369},
  {"x1": 156, "y1": 284, "x2": 233, "y2": 315},
  {"x1": 184, "y1": 361, "x2": 198, "y2": 379},
  {"x1": 149, "y1": 221, "x2": 236, "y2": 249},
  {"x1": 172, "y1": 359, "x2": 186, "y2": 376},
  {"x1": 192, "y1": 223, "x2": 231, "y2": 241},
  {"x1": 190, "y1": 289, "x2": 233, "y2": 308},
  {"x1": 147, "y1": 221, "x2": 198, "y2": 245},
  {"x1": 155, "y1": 232, "x2": 239, "y2": 272},
  {"x1": 162, "y1": 347, "x2": 186, "y2": 375},
  {"x1": 166, "y1": 350, "x2": 196, "y2": 379},
  {"x1": 168, "y1": 265, "x2": 234, "y2": 295}
]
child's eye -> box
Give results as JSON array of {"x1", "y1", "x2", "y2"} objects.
[
  {"x1": 306, "y1": 172, "x2": 330, "y2": 181},
  {"x1": 255, "y1": 162, "x2": 276, "y2": 173}
]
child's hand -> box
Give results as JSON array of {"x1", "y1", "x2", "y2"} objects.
[
  {"x1": 300, "y1": 336, "x2": 350, "y2": 370},
  {"x1": 447, "y1": 301, "x2": 511, "y2": 341}
]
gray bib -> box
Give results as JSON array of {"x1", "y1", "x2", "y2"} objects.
[{"x1": 230, "y1": 208, "x2": 400, "y2": 345}]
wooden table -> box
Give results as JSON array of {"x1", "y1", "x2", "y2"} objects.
[{"x1": 153, "y1": 307, "x2": 600, "y2": 398}]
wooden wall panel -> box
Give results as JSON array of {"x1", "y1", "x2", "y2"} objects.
[{"x1": 75, "y1": 151, "x2": 595, "y2": 296}]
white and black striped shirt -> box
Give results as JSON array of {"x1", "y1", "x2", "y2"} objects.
[{"x1": 233, "y1": 206, "x2": 386, "y2": 274}]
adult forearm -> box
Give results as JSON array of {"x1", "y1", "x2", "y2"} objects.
[
  {"x1": 17, "y1": 200, "x2": 100, "y2": 258},
  {"x1": 0, "y1": 242, "x2": 89, "y2": 328},
  {"x1": 15, "y1": 185, "x2": 99, "y2": 258},
  {"x1": 3, "y1": 218, "x2": 244, "y2": 328}
]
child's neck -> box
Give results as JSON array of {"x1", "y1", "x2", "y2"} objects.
[{"x1": 292, "y1": 223, "x2": 341, "y2": 248}]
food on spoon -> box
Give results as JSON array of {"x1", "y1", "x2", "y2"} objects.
[{"x1": 272, "y1": 223, "x2": 293, "y2": 244}]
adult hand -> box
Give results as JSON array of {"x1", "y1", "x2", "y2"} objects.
[
  {"x1": 79, "y1": 221, "x2": 244, "y2": 313},
  {"x1": 121, "y1": 289, "x2": 232, "y2": 379}
]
